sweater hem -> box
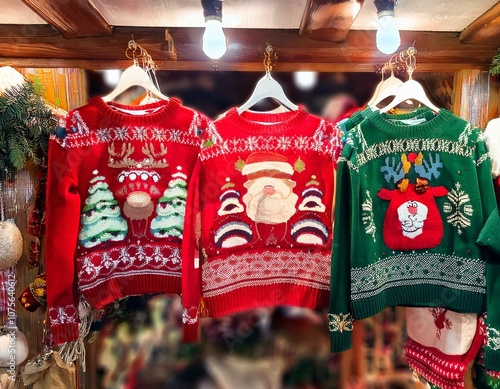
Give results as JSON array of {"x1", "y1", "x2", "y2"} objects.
[
  {"x1": 182, "y1": 323, "x2": 200, "y2": 344},
  {"x1": 81, "y1": 274, "x2": 181, "y2": 309},
  {"x1": 330, "y1": 333, "x2": 352, "y2": 353},
  {"x1": 204, "y1": 284, "x2": 329, "y2": 319}
]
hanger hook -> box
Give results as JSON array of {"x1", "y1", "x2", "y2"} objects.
[
  {"x1": 405, "y1": 46, "x2": 417, "y2": 79},
  {"x1": 263, "y1": 43, "x2": 277, "y2": 77}
]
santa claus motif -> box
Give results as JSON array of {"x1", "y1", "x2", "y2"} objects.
[{"x1": 241, "y1": 152, "x2": 298, "y2": 225}]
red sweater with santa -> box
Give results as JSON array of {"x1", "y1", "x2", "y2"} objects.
[
  {"x1": 45, "y1": 97, "x2": 209, "y2": 344},
  {"x1": 181, "y1": 107, "x2": 343, "y2": 342}
]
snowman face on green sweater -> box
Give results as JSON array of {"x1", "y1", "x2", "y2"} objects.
[{"x1": 397, "y1": 200, "x2": 428, "y2": 238}]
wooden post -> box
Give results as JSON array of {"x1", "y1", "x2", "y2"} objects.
[
  {"x1": 488, "y1": 73, "x2": 500, "y2": 120},
  {"x1": 452, "y1": 69, "x2": 491, "y2": 129}
]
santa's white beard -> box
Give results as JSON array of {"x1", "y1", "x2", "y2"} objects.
[{"x1": 243, "y1": 180, "x2": 298, "y2": 224}]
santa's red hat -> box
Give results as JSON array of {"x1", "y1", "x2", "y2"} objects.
[{"x1": 242, "y1": 152, "x2": 294, "y2": 180}]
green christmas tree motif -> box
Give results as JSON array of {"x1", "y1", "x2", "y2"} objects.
[
  {"x1": 150, "y1": 166, "x2": 188, "y2": 239},
  {"x1": 78, "y1": 171, "x2": 128, "y2": 248}
]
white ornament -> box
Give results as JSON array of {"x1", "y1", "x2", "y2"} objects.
[
  {"x1": 0, "y1": 221, "x2": 23, "y2": 269},
  {"x1": 0, "y1": 327, "x2": 28, "y2": 366}
]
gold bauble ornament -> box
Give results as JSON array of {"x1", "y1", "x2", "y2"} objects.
[{"x1": 0, "y1": 220, "x2": 23, "y2": 269}]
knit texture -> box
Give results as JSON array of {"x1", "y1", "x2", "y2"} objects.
[
  {"x1": 404, "y1": 307, "x2": 484, "y2": 389},
  {"x1": 329, "y1": 108, "x2": 496, "y2": 353},
  {"x1": 181, "y1": 107, "x2": 343, "y2": 342},
  {"x1": 45, "y1": 97, "x2": 209, "y2": 344},
  {"x1": 477, "y1": 209, "x2": 500, "y2": 371}
]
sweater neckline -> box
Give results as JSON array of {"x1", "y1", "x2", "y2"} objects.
[
  {"x1": 89, "y1": 96, "x2": 182, "y2": 125},
  {"x1": 365, "y1": 108, "x2": 453, "y2": 137},
  {"x1": 222, "y1": 106, "x2": 311, "y2": 135}
]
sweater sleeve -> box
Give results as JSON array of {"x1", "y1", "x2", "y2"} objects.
[
  {"x1": 475, "y1": 135, "x2": 500, "y2": 371},
  {"x1": 181, "y1": 159, "x2": 203, "y2": 343},
  {"x1": 329, "y1": 144, "x2": 357, "y2": 352},
  {"x1": 45, "y1": 135, "x2": 81, "y2": 344}
]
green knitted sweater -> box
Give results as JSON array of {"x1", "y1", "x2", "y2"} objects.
[{"x1": 329, "y1": 108, "x2": 497, "y2": 355}]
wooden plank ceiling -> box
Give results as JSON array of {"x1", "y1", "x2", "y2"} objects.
[{"x1": 0, "y1": 0, "x2": 499, "y2": 72}]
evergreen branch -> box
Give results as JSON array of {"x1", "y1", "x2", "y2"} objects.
[
  {"x1": 0, "y1": 80, "x2": 57, "y2": 182},
  {"x1": 490, "y1": 48, "x2": 500, "y2": 76}
]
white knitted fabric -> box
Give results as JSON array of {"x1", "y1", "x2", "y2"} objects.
[
  {"x1": 484, "y1": 117, "x2": 500, "y2": 178},
  {"x1": 0, "y1": 66, "x2": 25, "y2": 93},
  {"x1": 406, "y1": 307, "x2": 477, "y2": 356}
]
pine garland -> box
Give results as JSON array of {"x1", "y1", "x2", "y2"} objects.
[
  {"x1": 0, "y1": 80, "x2": 57, "y2": 182},
  {"x1": 490, "y1": 48, "x2": 500, "y2": 77}
]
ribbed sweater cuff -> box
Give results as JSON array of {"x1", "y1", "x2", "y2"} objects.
[
  {"x1": 484, "y1": 348, "x2": 500, "y2": 372},
  {"x1": 330, "y1": 332, "x2": 352, "y2": 353},
  {"x1": 51, "y1": 323, "x2": 79, "y2": 345},
  {"x1": 182, "y1": 322, "x2": 199, "y2": 343}
]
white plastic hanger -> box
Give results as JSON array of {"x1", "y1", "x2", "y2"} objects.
[
  {"x1": 378, "y1": 77, "x2": 440, "y2": 113},
  {"x1": 368, "y1": 70, "x2": 403, "y2": 108},
  {"x1": 102, "y1": 63, "x2": 169, "y2": 102},
  {"x1": 237, "y1": 44, "x2": 298, "y2": 114},
  {"x1": 376, "y1": 49, "x2": 440, "y2": 114},
  {"x1": 237, "y1": 73, "x2": 298, "y2": 114},
  {"x1": 367, "y1": 63, "x2": 388, "y2": 106}
]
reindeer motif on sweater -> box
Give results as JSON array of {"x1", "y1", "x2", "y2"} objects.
[{"x1": 377, "y1": 151, "x2": 448, "y2": 250}]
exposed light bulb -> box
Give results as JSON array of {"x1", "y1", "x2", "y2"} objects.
[
  {"x1": 293, "y1": 71, "x2": 318, "y2": 91},
  {"x1": 376, "y1": 12, "x2": 401, "y2": 55},
  {"x1": 202, "y1": 19, "x2": 227, "y2": 60},
  {"x1": 100, "y1": 69, "x2": 121, "y2": 87}
]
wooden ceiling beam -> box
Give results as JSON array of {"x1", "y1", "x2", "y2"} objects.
[
  {"x1": 21, "y1": 0, "x2": 111, "y2": 38},
  {"x1": 0, "y1": 25, "x2": 497, "y2": 72},
  {"x1": 459, "y1": 2, "x2": 500, "y2": 45},
  {"x1": 299, "y1": 0, "x2": 365, "y2": 42}
]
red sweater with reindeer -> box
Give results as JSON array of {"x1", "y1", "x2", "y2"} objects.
[
  {"x1": 181, "y1": 107, "x2": 343, "y2": 342},
  {"x1": 45, "y1": 97, "x2": 209, "y2": 344},
  {"x1": 329, "y1": 108, "x2": 497, "y2": 353}
]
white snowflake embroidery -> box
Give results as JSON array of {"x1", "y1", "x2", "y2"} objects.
[
  {"x1": 136, "y1": 245, "x2": 150, "y2": 264},
  {"x1": 277, "y1": 136, "x2": 291, "y2": 150},
  {"x1": 294, "y1": 136, "x2": 309, "y2": 150},
  {"x1": 311, "y1": 132, "x2": 324, "y2": 152},
  {"x1": 49, "y1": 305, "x2": 78, "y2": 325},
  {"x1": 443, "y1": 182, "x2": 473, "y2": 234},
  {"x1": 114, "y1": 127, "x2": 129, "y2": 141},
  {"x1": 102, "y1": 251, "x2": 120, "y2": 272},
  {"x1": 244, "y1": 136, "x2": 259, "y2": 151},
  {"x1": 487, "y1": 326, "x2": 500, "y2": 351},
  {"x1": 361, "y1": 191, "x2": 377, "y2": 242},
  {"x1": 96, "y1": 129, "x2": 112, "y2": 142},
  {"x1": 182, "y1": 307, "x2": 199, "y2": 325},
  {"x1": 328, "y1": 313, "x2": 353, "y2": 333},
  {"x1": 81, "y1": 257, "x2": 102, "y2": 279},
  {"x1": 169, "y1": 247, "x2": 181, "y2": 265},
  {"x1": 152, "y1": 128, "x2": 167, "y2": 141},
  {"x1": 152, "y1": 246, "x2": 165, "y2": 265},
  {"x1": 169, "y1": 129, "x2": 182, "y2": 142},
  {"x1": 132, "y1": 127, "x2": 149, "y2": 141}
]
